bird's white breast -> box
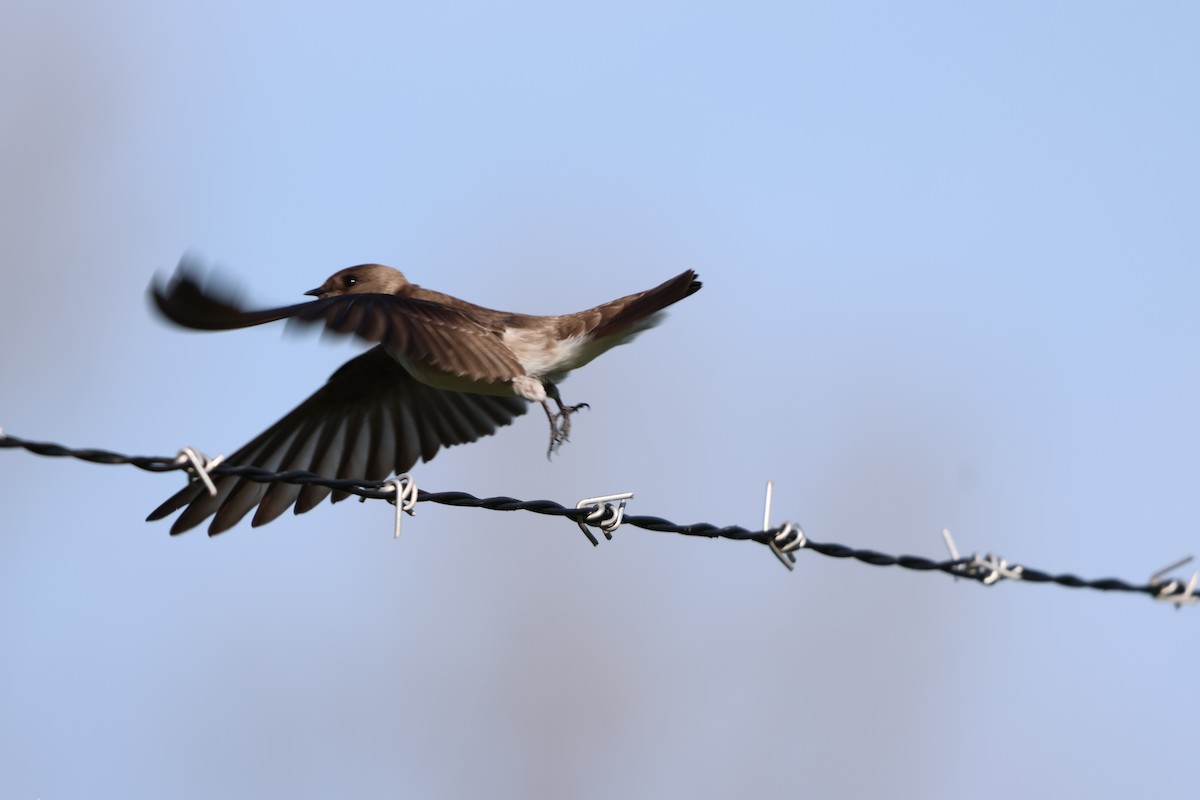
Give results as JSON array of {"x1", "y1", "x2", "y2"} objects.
[{"x1": 502, "y1": 327, "x2": 589, "y2": 381}]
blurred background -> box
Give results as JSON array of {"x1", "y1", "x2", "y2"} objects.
[{"x1": 1, "y1": 1, "x2": 1197, "y2": 797}]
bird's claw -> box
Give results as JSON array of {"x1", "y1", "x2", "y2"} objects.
[{"x1": 544, "y1": 402, "x2": 589, "y2": 458}]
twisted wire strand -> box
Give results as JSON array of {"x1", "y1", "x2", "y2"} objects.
[{"x1": 0, "y1": 430, "x2": 1187, "y2": 604}]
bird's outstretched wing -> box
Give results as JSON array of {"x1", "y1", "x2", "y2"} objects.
[
  {"x1": 150, "y1": 266, "x2": 525, "y2": 383},
  {"x1": 147, "y1": 346, "x2": 528, "y2": 535}
]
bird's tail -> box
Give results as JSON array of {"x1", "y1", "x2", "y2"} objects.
[{"x1": 587, "y1": 270, "x2": 702, "y2": 341}]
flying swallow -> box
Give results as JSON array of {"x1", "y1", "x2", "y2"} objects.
[{"x1": 147, "y1": 258, "x2": 701, "y2": 534}]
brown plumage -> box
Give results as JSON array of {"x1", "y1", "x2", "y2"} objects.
[{"x1": 147, "y1": 257, "x2": 701, "y2": 535}]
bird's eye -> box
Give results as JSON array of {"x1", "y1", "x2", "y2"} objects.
[{"x1": 343, "y1": 275, "x2": 358, "y2": 288}]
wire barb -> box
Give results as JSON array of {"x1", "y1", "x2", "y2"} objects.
[
  {"x1": 1148, "y1": 556, "x2": 1198, "y2": 609},
  {"x1": 941, "y1": 528, "x2": 961, "y2": 561},
  {"x1": 942, "y1": 528, "x2": 963, "y2": 582},
  {"x1": 763, "y1": 481, "x2": 806, "y2": 571},
  {"x1": 969, "y1": 553, "x2": 1025, "y2": 586},
  {"x1": 574, "y1": 492, "x2": 634, "y2": 546},
  {"x1": 384, "y1": 474, "x2": 418, "y2": 538},
  {"x1": 173, "y1": 447, "x2": 225, "y2": 498},
  {"x1": 941, "y1": 529, "x2": 1023, "y2": 585}
]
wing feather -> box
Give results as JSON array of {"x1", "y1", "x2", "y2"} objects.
[{"x1": 147, "y1": 347, "x2": 528, "y2": 535}]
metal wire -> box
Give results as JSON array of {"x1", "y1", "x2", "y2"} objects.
[{"x1": 1, "y1": 429, "x2": 1194, "y2": 607}]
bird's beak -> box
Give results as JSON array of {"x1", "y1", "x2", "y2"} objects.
[{"x1": 304, "y1": 288, "x2": 322, "y2": 298}]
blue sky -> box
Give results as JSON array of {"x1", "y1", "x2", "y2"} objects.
[{"x1": 1, "y1": 2, "x2": 1197, "y2": 798}]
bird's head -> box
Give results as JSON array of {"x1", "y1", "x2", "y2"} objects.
[{"x1": 304, "y1": 264, "x2": 410, "y2": 298}]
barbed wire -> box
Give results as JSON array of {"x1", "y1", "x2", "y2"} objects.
[{"x1": 2, "y1": 428, "x2": 1195, "y2": 608}]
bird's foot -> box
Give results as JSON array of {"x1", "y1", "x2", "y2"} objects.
[{"x1": 542, "y1": 399, "x2": 590, "y2": 458}]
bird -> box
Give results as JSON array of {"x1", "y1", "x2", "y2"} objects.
[{"x1": 146, "y1": 257, "x2": 702, "y2": 535}]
